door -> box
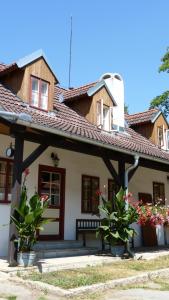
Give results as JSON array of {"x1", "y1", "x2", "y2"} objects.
[{"x1": 38, "y1": 165, "x2": 65, "y2": 240}]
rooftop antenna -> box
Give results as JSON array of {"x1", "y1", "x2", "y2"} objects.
[{"x1": 68, "y1": 16, "x2": 73, "y2": 89}]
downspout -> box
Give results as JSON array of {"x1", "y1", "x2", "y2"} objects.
[{"x1": 124, "y1": 155, "x2": 139, "y2": 257}]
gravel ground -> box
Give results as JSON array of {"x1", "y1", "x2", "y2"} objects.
[
  {"x1": 0, "y1": 277, "x2": 62, "y2": 300},
  {"x1": 103, "y1": 288, "x2": 169, "y2": 300}
]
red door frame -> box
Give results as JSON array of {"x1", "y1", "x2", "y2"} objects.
[{"x1": 38, "y1": 164, "x2": 66, "y2": 240}]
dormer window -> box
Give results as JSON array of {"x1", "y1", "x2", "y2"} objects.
[
  {"x1": 96, "y1": 99, "x2": 113, "y2": 131},
  {"x1": 30, "y1": 76, "x2": 49, "y2": 110},
  {"x1": 157, "y1": 125, "x2": 164, "y2": 148}
]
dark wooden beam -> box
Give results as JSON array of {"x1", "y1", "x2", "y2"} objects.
[
  {"x1": 10, "y1": 123, "x2": 169, "y2": 173},
  {"x1": 0, "y1": 116, "x2": 12, "y2": 127},
  {"x1": 102, "y1": 156, "x2": 121, "y2": 186},
  {"x1": 8, "y1": 133, "x2": 24, "y2": 266},
  {"x1": 22, "y1": 144, "x2": 49, "y2": 172},
  {"x1": 118, "y1": 161, "x2": 125, "y2": 189},
  {"x1": 139, "y1": 158, "x2": 169, "y2": 173},
  {"x1": 18, "y1": 129, "x2": 134, "y2": 163}
]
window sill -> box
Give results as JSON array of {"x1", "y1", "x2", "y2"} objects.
[
  {"x1": 81, "y1": 211, "x2": 98, "y2": 214},
  {"x1": 0, "y1": 201, "x2": 11, "y2": 205},
  {"x1": 29, "y1": 105, "x2": 48, "y2": 113}
]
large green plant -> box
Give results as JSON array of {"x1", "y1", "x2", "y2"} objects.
[
  {"x1": 10, "y1": 172, "x2": 51, "y2": 252},
  {"x1": 96, "y1": 188, "x2": 138, "y2": 246}
]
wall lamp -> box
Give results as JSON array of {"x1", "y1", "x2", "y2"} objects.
[
  {"x1": 6, "y1": 142, "x2": 15, "y2": 158},
  {"x1": 51, "y1": 152, "x2": 60, "y2": 167}
]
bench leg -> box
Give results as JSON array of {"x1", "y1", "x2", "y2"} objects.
[
  {"x1": 83, "y1": 232, "x2": 86, "y2": 247},
  {"x1": 101, "y1": 237, "x2": 105, "y2": 251}
]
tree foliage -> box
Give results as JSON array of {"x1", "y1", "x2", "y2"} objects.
[
  {"x1": 124, "y1": 103, "x2": 129, "y2": 114},
  {"x1": 150, "y1": 47, "x2": 169, "y2": 117}
]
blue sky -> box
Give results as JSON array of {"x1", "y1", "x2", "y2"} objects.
[{"x1": 0, "y1": 0, "x2": 169, "y2": 113}]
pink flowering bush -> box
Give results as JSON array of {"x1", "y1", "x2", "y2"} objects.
[{"x1": 137, "y1": 205, "x2": 165, "y2": 226}]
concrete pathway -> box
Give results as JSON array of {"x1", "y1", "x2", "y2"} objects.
[
  {"x1": 0, "y1": 272, "x2": 61, "y2": 300},
  {"x1": 1, "y1": 247, "x2": 169, "y2": 274},
  {"x1": 103, "y1": 289, "x2": 169, "y2": 300}
]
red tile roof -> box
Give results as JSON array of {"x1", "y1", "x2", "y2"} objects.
[
  {"x1": 1, "y1": 82, "x2": 169, "y2": 163},
  {"x1": 0, "y1": 63, "x2": 17, "y2": 76},
  {"x1": 125, "y1": 109, "x2": 160, "y2": 126},
  {"x1": 54, "y1": 82, "x2": 96, "y2": 102}
]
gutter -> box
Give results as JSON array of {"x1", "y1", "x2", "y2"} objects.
[{"x1": 0, "y1": 110, "x2": 169, "y2": 167}]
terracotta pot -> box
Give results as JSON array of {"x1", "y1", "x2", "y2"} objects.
[{"x1": 142, "y1": 223, "x2": 157, "y2": 247}]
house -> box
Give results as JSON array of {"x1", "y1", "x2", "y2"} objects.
[{"x1": 0, "y1": 50, "x2": 169, "y2": 260}]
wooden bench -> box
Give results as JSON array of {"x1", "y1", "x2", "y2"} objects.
[
  {"x1": 76, "y1": 219, "x2": 134, "y2": 250},
  {"x1": 76, "y1": 219, "x2": 105, "y2": 249}
]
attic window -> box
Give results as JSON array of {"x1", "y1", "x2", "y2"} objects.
[
  {"x1": 157, "y1": 125, "x2": 164, "y2": 148},
  {"x1": 30, "y1": 76, "x2": 49, "y2": 110},
  {"x1": 96, "y1": 99, "x2": 113, "y2": 131}
]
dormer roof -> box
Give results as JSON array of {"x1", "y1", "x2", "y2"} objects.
[
  {"x1": 125, "y1": 108, "x2": 167, "y2": 126},
  {"x1": 0, "y1": 50, "x2": 59, "y2": 83},
  {"x1": 54, "y1": 79, "x2": 117, "y2": 104}
]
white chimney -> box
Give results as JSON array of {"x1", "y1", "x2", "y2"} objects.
[{"x1": 100, "y1": 73, "x2": 124, "y2": 129}]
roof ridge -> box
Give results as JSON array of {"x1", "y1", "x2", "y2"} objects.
[
  {"x1": 127, "y1": 108, "x2": 159, "y2": 117},
  {"x1": 55, "y1": 85, "x2": 69, "y2": 91},
  {"x1": 70, "y1": 81, "x2": 97, "y2": 91}
]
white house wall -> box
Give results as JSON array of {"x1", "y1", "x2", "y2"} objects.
[{"x1": 0, "y1": 133, "x2": 169, "y2": 256}]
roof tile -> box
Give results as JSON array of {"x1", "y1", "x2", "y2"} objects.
[
  {"x1": 0, "y1": 83, "x2": 169, "y2": 163},
  {"x1": 125, "y1": 109, "x2": 160, "y2": 126}
]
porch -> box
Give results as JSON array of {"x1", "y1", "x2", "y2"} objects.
[{"x1": 1, "y1": 116, "x2": 169, "y2": 264}]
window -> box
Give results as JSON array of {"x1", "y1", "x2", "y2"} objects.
[
  {"x1": 108, "y1": 179, "x2": 119, "y2": 205},
  {"x1": 96, "y1": 100, "x2": 112, "y2": 131},
  {"x1": 153, "y1": 182, "x2": 165, "y2": 205},
  {"x1": 30, "y1": 76, "x2": 49, "y2": 110},
  {"x1": 103, "y1": 105, "x2": 110, "y2": 131},
  {"x1": 157, "y1": 126, "x2": 164, "y2": 148},
  {"x1": 138, "y1": 193, "x2": 152, "y2": 205},
  {"x1": 82, "y1": 175, "x2": 99, "y2": 213},
  {"x1": 39, "y1": 169, "x2": 61, "y2": 207},
  {"x1": 0, "y1": 159, "x2": 13, "y2": 203},
  {"x1": 166, "y1": 130, "x2": 169, "y2": 150}
]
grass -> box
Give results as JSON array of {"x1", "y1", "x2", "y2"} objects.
[
  {"x1": 115, "y1": 276, "x2": 169, "y2": 291},
  {"x1": 23, "y1": 255, "x2": 169, "y2": 289}
]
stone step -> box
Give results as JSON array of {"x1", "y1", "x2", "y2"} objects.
[
  {"x1": 36, "y1": 247, "x2": 98, "y2": 259},
  {"x1": 33, "y1": 240, "x2": 83, "y2": 251}
]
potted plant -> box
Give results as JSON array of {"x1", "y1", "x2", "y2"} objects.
[
  {"x1": 96, "y1": 188, "x2": 138, "y2": 257},
  {"x1": 10, "y1": 169, "x2": 51, "y2": 267},
  {"x1": 137, "y1": 204, "x2": 165, "y2": 246}
]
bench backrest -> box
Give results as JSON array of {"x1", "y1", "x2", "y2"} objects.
[{"x1": 76, "y1": 219, "x2": 101, "y2": 230}]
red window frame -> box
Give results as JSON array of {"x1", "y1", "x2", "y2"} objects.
[
  {"x1": 153, "y1": 182, "x2": 165, "y2": 205},
  {"x1": 30, "y1": 76, "x2": 49, "y2": 111},
  {"x1": 0, "y1": 158, "x2": 13, "y2": 204},
  {"x1": 81, "y1": 175, "x2": 99, "y2": 213}
]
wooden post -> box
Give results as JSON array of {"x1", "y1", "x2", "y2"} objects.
[
  {"x1": 118, "y1": 161, "x2": 125, "y2": 189},
  {"x1": 8, "y1": 134, "x2": 24, "y2": 266}
]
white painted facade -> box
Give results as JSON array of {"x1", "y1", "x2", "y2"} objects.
[
  {"x1": 0, "y1": 134, "x2": 169, "y2": 256},
  {"x1": 100, "y1": 73, "x2": 125, "y2": 128}
]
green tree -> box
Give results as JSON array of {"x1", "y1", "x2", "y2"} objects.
[
  {"x1": 150, "y1": 47, "x2": 169, "y2": 117},
  {"x1": 124, "y1": 103, "x2": 129, "y2": 114}
]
